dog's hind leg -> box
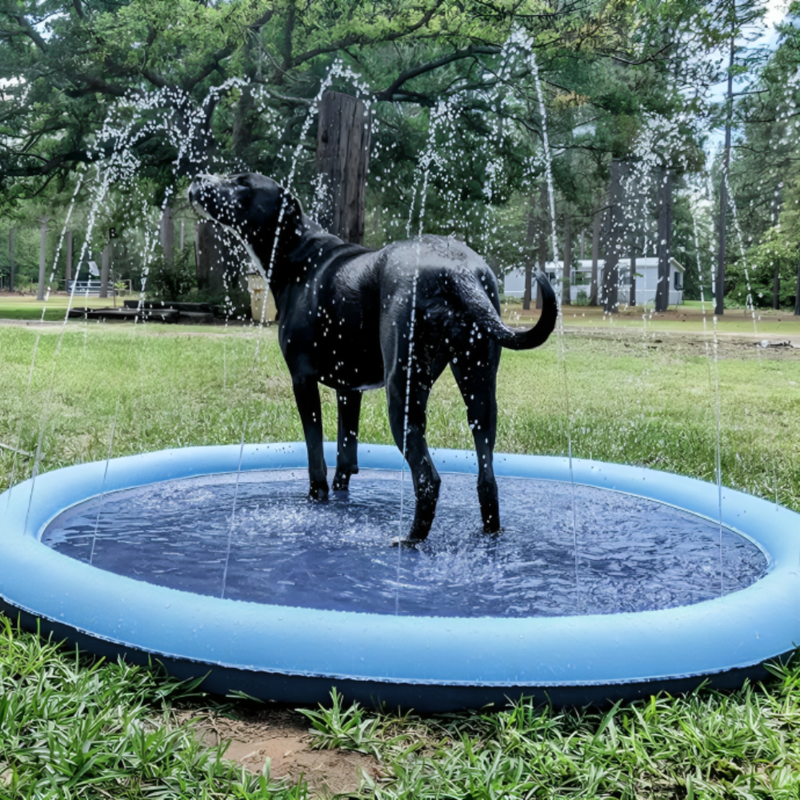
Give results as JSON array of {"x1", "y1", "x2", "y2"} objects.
[
  {"x1": 292, "y1": 376, "x2": 329, "y2": 500},
  {"x1": 333, "y1": 389, "x2": 362, "y2": 491},
  {"x1": 385, "y1": 365, "x2": 440, "y2": 542},
  {"x1": 450, "y1": 351, "x2": 501, "y2": 533}
]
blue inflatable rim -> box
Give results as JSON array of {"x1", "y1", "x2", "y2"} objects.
[{"x1": 1, "y1": 442, "x2": 799, "y2": 694}]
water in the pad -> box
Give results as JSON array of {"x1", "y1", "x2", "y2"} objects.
[{"x1": 42, "y1": 469, "x2": 767, "y2": 617}]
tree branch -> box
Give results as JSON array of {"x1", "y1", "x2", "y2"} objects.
[
  {"x1": 373, "y1": 45, "x2": 501, "y2": 102},
  {"x1": 67, "y1": 75, "x2": 132, "y2": 98},
  {"x1": 4, "y1": 10, "x2": 48, "y2": 52},
  {"x1": 184, "y1": 9, "x2": 275, "y2": 92},
  {"x1": 289, "y1": 4, "x2": 441, "y2": 69}
]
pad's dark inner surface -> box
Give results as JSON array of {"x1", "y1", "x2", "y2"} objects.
[{"x1": 42, "y1": 469, "x2": 766, "y2": 617}]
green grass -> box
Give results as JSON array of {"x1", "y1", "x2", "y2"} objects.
[
  {"x1": 299, "y1": 667, "x2": 800, "y2": 799},
  {"x1": 1, "y1": 322, "x2": 798, "y2": 509},
  {"x1": 1, "y1": 322, "x2": 800, "y2": 798},
  {"x1": 0, "y1": 618, "x2": 305, "y2": 799},
  {"x1": 0, "y1": 294, "x2": 124, "y2": 321},
  {"x1": 6, "y1": 615, "x2": 800, "y2": 799},
  {"x1": 8, "y1": 621, "x2": 800, "y2": 800}
]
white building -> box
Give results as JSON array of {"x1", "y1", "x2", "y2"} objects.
[{"x1": 503, "y1": 257, "x2": 685, "y2": 307}]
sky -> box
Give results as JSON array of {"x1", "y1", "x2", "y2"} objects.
[
  {"x1": 703, "y1": 0, "x2": 795, "y2": 152},
  {"x1": 764, "y1": 0, "x2": 791, "y2": 28}
]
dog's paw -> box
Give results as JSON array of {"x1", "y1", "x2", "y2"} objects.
[
  {"x1": 390, "y1": 536, "x2": 420, "y2": 548},
  {"x1": 332, "y1": 471, "x2": 351, "y2": 491},
  {"x1": 308, "y1": 483, "x2": 329, "y2": 501}
]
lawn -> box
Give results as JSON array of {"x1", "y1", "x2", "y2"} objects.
[
  {"x1": 1, "y1": 321, "x2": 797, "y2": 508},
  {"x1": 0, "y1": 292, "x2": 127, "y2": 321},
  {"x1": 4, "y1": 292, "x2": 800, "y2": 338},
  {"x1": 0, "y1": 321, "x2": 799, "y2": 799}
]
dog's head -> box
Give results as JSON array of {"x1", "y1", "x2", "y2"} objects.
[{"x1": 188, "y1": 172, "x2": 300, "y2": 244}]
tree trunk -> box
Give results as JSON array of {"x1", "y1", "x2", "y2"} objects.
[
  {"x1": 179, "y1": 219, "x2": 186, "y2": 253},
  {"x1": 522, "y1": 200, "x2": 536, "y2": 311},
  {"x1": 656, "y1": 168, "x2": 672, "y2": 313},
  {"x1": 232, "y1": 86, "x2": 254, "y2": 160},
  {"x1": 794, "y1": 248, "x2": 800, "y2": 316},
  {"x1": 773, "y1": 262, "x2": 780, "y2": 310},
  {"x1": 536, "y1": 184, "x2": 548, "y2": 309},
  {"x1": 536, "y1": 226, "x2": 547, "y2": 310},
  {"x1": 563, "y1": 213, "x2": 572, "y2": 307},
  {"x1": 716, "y1": 30, "x2": 735, "y2": 316},
  {"x1": 100, "y1": 242, "x2": 111, "y2": 299},
  {"x1": 65, "y1": 231, "x2": 73, "y2": 286},
  {"x1": 716, "y1": 175, "x2": 727, "y2": 315},
  {"x1": 195, "y1": 220, "x2": 240, "y2": 296},
  {"x1": 8, "y1": 229, "x2": 14, "y2": 292},
  {"x1": 316, "y1": 91, "x2": 371, "y2": 244},
  {"x1": 629, "y1": 248, "x2": 637, "y2": 307},
  {"x1": 589, "y1": 210, "x2": 601, "y2": 305},
  {"x1": 37, "y1": 219, "x2": 47, "y2": 301},
  {"x1": 523, "y1": 264, "x2": 532, "y2": 310},
  {"x1": 160, "y1": 205, "x2": 174, "y2": 263},
  {"x1": 603, "y1": 159, "x2": 623, "y2": 314}
]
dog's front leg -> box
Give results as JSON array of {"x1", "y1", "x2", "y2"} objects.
[
  {"x1": 292, "y1": 376, "x2": 328, "y2": 500},
  {"x1": 333, "y1": 389, "x2": 362, "y2": 491}
]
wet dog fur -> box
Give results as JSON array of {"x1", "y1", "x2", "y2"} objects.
[{"x1": 189, "y1": 172, "x2": 557, "y2": 541}]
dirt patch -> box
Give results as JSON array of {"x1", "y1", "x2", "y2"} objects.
[
  {"x1": 510, "y1": 303, "x2": 800, "y2": 325},
  {"x1": 558, "y1": 327, "x2": 800, "y2": 360},
  {"x1": 176, "y1": 707, "x2": 383, "y2": 797}
]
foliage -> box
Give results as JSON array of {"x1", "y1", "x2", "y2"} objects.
[
  {"x1": 145, "y1": 244, "x2": 197, "y2": 302},
  {"x1": 727, "y1": 226, "x2": 799, "y2": 308},
  {"x1": 0, "y1": 0, "x2": 796, "y2": 313},
  {"x1": 723, "y1": 5, "x2": 800, "y2": 309}
]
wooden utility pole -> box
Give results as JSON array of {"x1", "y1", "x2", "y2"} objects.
[
  {"x1": 37, "y1": 219, "x2": 48, "y2": 301},
  {"x1": 316, "y1": 91, "x2": 371, "y2": 244},
  {"x1": 716, "y1": 29, "x2": 735, "y2": 316},
  {"x1": 655, "y1": 168, "x2": 672, "y2": 313}
]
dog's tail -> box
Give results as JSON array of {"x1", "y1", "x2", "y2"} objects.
[{"x1": 463, "y1": 271, "x2": 558, "y2": 351}]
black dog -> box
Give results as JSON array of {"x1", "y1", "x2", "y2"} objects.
[{"x1": 189, "y1": 173, "x2": 557, "y2": 541}]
